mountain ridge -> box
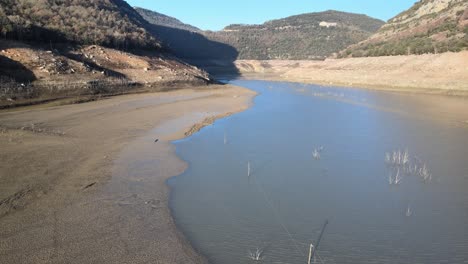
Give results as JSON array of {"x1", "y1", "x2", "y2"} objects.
[
  {"x1": 205, "y1": 10, "x2": 385, "y2": 60},
  {"x1": 135, "y1": 9, "x2": 385, "y2": 60}
]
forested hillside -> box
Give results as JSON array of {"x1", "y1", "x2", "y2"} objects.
[
  {"x1": 204, "y1": 10, "x2": 385, "y2": 60},
  {"x1": 136, "y1": 7, "x2": 201, "y2": 32},
  {"x1": 0, "y1": 0, "x2": 161, "y2": 50},
  {"x1": 136, "y1": 7, "x2": 239, "y2": 61}
]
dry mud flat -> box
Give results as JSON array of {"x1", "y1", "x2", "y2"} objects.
[
  {"x1": 235, "y1": 51, "x2": 468, "y2": 95},
  {"x1": 0, "y1": 85, "x2": 255, "y2": 264}
]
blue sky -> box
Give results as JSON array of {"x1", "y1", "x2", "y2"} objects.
[{"x1": 128, "y1": 0, "x2": 417, "y2": 31}]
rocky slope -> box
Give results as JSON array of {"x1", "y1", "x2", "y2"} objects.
[
  {"x1": 0, "y1": 40, "x2": 210, "y2": 107},
  {"x1": 0, "y1": 1, "x2": 212, "y2": 108},
  {"x1": 341, "y1": 0, "x2": 468, "y2": 57}
]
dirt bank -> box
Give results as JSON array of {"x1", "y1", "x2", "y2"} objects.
[
  {"x1": 234, "y1": 51, "x2": 468, "y2": 95},
  {"x1": 0, "y1": 85, "x2": 256, "y2": 264},
  {"x1": 0, "y1": 40, "x2": 212, "y2": 108}
]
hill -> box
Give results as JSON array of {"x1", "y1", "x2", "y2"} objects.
[
  {"x1": 135, "y1": 7, "x2": 238, "y2": 62},
  {"x1": 0, "y1": 1, "x2": 213, "y2": 108},
  {"x1": 203, "y1": 10, "x2": 385, "y2": 60},
  {"x1": 341, "y1": 0, "x2": 468, "y2": 57},
  {"x1": 136, "y1": 7, "x2": 201, "y2": 32},
  {"x1": 0, "y1": 0, "x2": 161, "y2": 50}
]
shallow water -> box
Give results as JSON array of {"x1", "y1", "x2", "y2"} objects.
[{"x1": 170, "y1": 80, "x2": 468, "y2": 264}]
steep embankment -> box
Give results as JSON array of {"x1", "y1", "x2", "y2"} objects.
[
  {"x1": 341, "y1": 0, "x2": 468, "y2": 57},
  {"x1": 0, "y1": 40, "x2": 210, "y2": 108},
  {"x1": 235, "y1": 51, "x2": 468, "y2": 94},
  {"x1": 204, "y1": 10, "x2": 385, "y2": 60}
]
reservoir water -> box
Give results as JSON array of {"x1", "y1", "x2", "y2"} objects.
[{"x1": 169, "y1": 80, "x2": 468, "y2": 264}]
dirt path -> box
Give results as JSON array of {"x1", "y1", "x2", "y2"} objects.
[{"x1": 0, "y1": 85, "x2": 255, "y2": 264}]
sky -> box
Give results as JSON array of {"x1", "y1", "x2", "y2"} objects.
[{"x1": 127, "y1": 0, "x2": 417, "y2": 31}]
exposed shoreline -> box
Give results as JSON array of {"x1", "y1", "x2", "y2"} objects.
[
  {"x1": 0, "y1": 84, "x2": 256, "y2": 263},
  {"x1": 230, "y1": 51, "x2": 468, "y2": 96}
]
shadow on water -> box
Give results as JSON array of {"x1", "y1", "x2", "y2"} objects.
[{"x1": 146, "y1": 24, "x2": 241, "y2": 79}]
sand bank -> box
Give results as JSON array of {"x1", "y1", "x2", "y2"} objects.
[
  {"x1": 233, "y1": 51, "x2": 468, "y2": 96},
  {"x1": 0, "y1": 85, "x2": 255, "y2": 263}
]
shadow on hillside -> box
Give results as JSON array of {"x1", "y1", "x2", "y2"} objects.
[
  {"x1": 2, "y1": 26, "x2": 128, "y2": 80},
  {"x1": 147, "y1": 24, "x2": 240, "y2": 80},
  {"x1": 0, "y1": 55, "x2": 36, "y2": 83},
  {"x1": 60, "y1": 48, "x2": 127, "y2": 79}
]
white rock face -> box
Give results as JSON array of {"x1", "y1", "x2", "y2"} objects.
[{"x1": 319, "y1": 21, "x2": 338, "y2": 28}]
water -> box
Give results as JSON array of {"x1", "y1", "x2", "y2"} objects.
[{"x1": 169, "y1": 80, "x2": 468, "y2": 264}]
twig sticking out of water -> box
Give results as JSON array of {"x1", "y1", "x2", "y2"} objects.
[
  {"x1": 308, "y1": 244, "x2": 315, "y2": 264},
  {"x1": 419, "y1": 163, "x2": 432, "y2": 183},
  {"x1": 312, "y1": 147, "x2": 324, "y2": 160},
  {"x1": 385, "y1": 149, "x2": 433, "y2": 185},
  {"x1": 388, "y1": 169, "x2": 402, "y2": 185},
  {"x1": 406, "y1": 205, "x2": 413, "y2": 217},
  {"x1": 385, "y1": 149, "x2": 410, "y2": 167},
  {"x1": 394, "y1": 168, "x2": 402, "y2": 185},
  {"x1": 312, "y1": 150, "x2": 321, "y2": 160},
  {"x1": 248, "y1": 248, "x2": 264, "y2": 261}
]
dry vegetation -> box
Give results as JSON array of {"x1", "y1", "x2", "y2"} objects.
[
  {"x1": 0, "y1": 0, "x2": 160, "y2": 50},
  {"x1": 341, "y1": 0, "x2": 468, "y2": 57}
]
